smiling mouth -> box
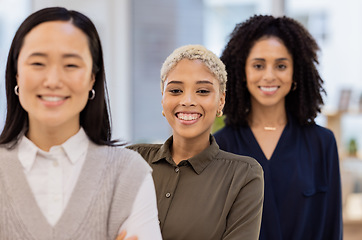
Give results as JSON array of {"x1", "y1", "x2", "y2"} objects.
[
  {"x1": 259, "y1": 86, "x2": 279, "y2": 92},
  {"x1": 176, "y1": 112, "x2": 202, "y2": 121},
  {"x1": 39, "y1": 96, "x2": 68, "y2": 102}
]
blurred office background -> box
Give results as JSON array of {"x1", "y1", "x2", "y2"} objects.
[{"x1": 1, "y1": 0, "x2": 362, "y2": 238}]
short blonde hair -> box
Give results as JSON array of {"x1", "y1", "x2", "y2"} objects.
[{"x1": 160, "y1": 44, "x2": 227, "y2": 93}]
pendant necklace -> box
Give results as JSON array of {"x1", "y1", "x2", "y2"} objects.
[{"x1": 264, "y1": 127, "x2": 277, "y2": 131}]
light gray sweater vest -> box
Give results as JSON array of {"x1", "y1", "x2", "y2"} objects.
[{"x1": 0, "y1": 141, "x2": 151, "y2": 240}]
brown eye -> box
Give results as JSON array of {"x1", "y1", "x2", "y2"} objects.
[
  {"x1": 65, "y1": 64, "x2": 79, "y2": 68},
  {"x1": 277, "y1": 64, "x2": 287, "y2": 70},
  {"x1": 169, "y1": 89, "x2": 182, "y2": 94},
  {"x1": 253, "y1": 64, "x2": 263, "y2": 69},
  {"x1": 197, "y1": 89, "x2": 210, "y2": 94},
  {"x1": 31, "y1": 62, "x2": 44, "y2": 66}
]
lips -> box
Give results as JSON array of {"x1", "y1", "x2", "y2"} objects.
[{"x1": 176, "y1": 112, "x2": 201, "y2": 121}]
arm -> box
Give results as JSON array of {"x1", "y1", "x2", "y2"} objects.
[
  {"x1": 223, "y1": 163, "x2": 264, "y2": 240},
  {"x1": 118, "y1": 173, "x2": 162, "y2": 240},
  {"x1": 324, "y1": 134, "x2": 343, "y2": 239}
]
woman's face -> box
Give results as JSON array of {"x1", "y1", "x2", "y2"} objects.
[
  {"x1": 245, "y1": 36, "x2": 293, "y2": 110},
  {"x1": 16, "y1": 21, "x2": 95, "y2": 134},
  {"x1": 162, "y1": 59, "x2": 225, "y2": 142}
]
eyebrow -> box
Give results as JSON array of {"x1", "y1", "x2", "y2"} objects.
[
  {"x1": 167, "y1": 80, "x2": 214, "y2": 85},
  {"x1": 252, "y1": 57, "x2": 291, "y2": 61},
  {"x1": 196, "y1": 80, "x2": 213, "y2": 85},
  {"x1": 28, "y1": 52, "x2": 83, "y2": 59}
]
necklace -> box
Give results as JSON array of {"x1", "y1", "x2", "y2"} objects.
[{"x1": 264, "y1": 127, "x2": 277, "y2": 131}]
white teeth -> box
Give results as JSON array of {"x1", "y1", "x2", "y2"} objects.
[
  {"x1": 41, "y1": 96, "x2": 65, "y2": 102},
  {"x1": 177, "y1": 113, "x2": 200, "y2": 121},
  {"x1": 260, "y1": 86, "x2": 278, "y2": 92}
]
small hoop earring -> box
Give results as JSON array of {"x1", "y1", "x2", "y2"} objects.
[
  {"x1": 162, "y1": 110, "x2": 165, "y2": 117},
  {"x1": 89, "y1": 89, "x2": 95, "y2": 100},
  {"x1": 216, "y1": 110, "x2": 223, "y2": 117},
  {"x1": 14, "y1": 85, "x2": 19, "y2": 96},
  {"x1": 292, "y1": 82, "x2": 297, "y2": 91}
]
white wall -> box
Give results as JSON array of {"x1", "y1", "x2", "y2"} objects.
[{"x1": 0, "y1": 0, "x2": 31, "y2": 130}]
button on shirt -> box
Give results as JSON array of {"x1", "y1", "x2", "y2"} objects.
[{"x1": 128, "y1": 135, "x2": 264, "y2": 240}]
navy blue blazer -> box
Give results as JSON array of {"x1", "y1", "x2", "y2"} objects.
[{"x1": 214, "y1": 114, "x2": 342, "y2": 240}]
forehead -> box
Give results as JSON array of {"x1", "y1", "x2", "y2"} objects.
[
  {"x1": 168, "y1": 59, "x2": 212, "y2": 77},
  {"x1": 167, "y1": 59, "x2": 216, "y2": 81},
  {"x1": 248, "y1": 36, "x2": 292, "y2": 59},
  {"x1": 20, "y1": 21, "x2": 90, "y2": 54}
]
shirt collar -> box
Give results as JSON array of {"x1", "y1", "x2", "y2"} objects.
[
  {"x1": 61, "y1": 128, "x2": 89, "y2": 164},
  {"x1": 18, "y1": 135, "x2": 38, "y2": 172},
  {"x1": 18, "y1": 128, "x2": 89, "y2": 172},
  {"x1": 153, "y1": 135, "x2": 220, "y2": 175}
]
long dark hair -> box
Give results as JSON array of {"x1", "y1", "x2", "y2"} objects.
[
  {"x1": 0, "y1": 7, "x2": 119, "y2": 146},
  {"x1": 221, "y1": 15, "x2": 325, "y2": 127}
]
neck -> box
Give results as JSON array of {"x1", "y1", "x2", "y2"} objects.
[
  {"x1": 248, "y1": 105, "x2": 287, "y2": 131},
  {"x1": 27, "y1": 123, "x2": 80, "y2": 151},
  {"x1": 171, "y1": 134, "x2": 210, "y2": 165}
]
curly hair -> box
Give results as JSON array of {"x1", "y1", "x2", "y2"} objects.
[
  {"x1": 221, "y1": 15, "x2": 325, "y2": 127},
  {"x1": 161, "y1": 44, "x2": 227, "y2": 93}
]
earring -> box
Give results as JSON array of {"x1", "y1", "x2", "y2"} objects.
[
  {"x1": 89, "y1": 89, "x2": 95, "y2": 100},
  {"x1": 216, "y1": 110, "x2": 223, "y2": 117},
  {"x1": 14, "y1": 85, "x2": 19, "y2": 96},
  {"x1": 162, "y1": 110, "x2": 165, "y2": 117},
  {"x1": 292, "y1": 82, "x2": 297, "y2": 91}
]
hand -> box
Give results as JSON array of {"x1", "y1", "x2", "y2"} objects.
[{"x1": 116, "y1": 231, "x2": 138, "y2": 240}]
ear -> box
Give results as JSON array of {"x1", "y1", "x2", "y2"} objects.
[
  {"x1": 161, "y1": 84, "x2": 165, "y2": 104},
  {"x1": 218, "y1": 92, "x2": 226, "y2": 111},
  {"x1": 89, "y1": 74, "x2": 96, "y2": 90}
]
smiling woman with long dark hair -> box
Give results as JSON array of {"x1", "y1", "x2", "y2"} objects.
[{"x1": 0, "y1": 7, "x2": 161, "y2": 240}]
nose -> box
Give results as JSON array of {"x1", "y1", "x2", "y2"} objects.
[
  {"x1": 43, "y1": 66, "x2": 63, "y2": 89},
  {"x1": 181, "y1": 91, "x2": 196, "y2": 106},
  {"x1": 263, "y1": 66, "x2": 276, "y2": 82}
]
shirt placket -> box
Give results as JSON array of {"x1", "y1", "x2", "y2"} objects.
[
  {"x1": 158, "y1": 164, "x2": 181, "y2": 229},
  {"x1": 47, "y1": 148, "x2": 63, "y2": 225}
]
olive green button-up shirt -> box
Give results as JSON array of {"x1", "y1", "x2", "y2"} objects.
[{"x1": 128, "y1": 135, "x2": 264, "y2": 240}]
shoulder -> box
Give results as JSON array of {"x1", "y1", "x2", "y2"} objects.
[
  {"x1": 0, "y1": 142, "x2": 19, "y2": 160},
  {"x1": 0, "y1": 145, "x2": 14, "y2": 162},
  {"x1": 126, "y1": 143, "x2": 163, "y2": 162},
  {"x1": 214, "y1": 126, "x2": 245, "y2": 149},
  {"x1": 215, "y1": 149, "x2": 263, "y2": 176},
  {"x1": 302, "y1": 123, "x2": 336, "y2": 143},
  {"x1": 127, "y1": 143, "x2": 162, "y2": 153},
  {"x1": 214, "y1": 125, "x2": 237, "y2": 138},
  {"x1": 89, "y1": 143, "x2": 152, "y2": 172}
]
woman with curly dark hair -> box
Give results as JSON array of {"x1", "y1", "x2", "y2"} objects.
[{"x1": 214, "y1": 15, "x2": 342, "y2": 240}]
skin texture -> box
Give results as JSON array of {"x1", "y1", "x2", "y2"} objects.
[
  {"x1": 16, "y1": 21, "x2": 95, "y2": 151},
  {"x1": 161, "y1": 59, "x2": 225, "y2": 164}
]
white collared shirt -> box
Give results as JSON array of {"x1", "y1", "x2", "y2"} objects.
[
  {"x1": 18, "y1": 128, "x2": 89, "y2": 225},
  {"x1": 17, "y1": 128, "x2": 161, "y2": 239}
]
